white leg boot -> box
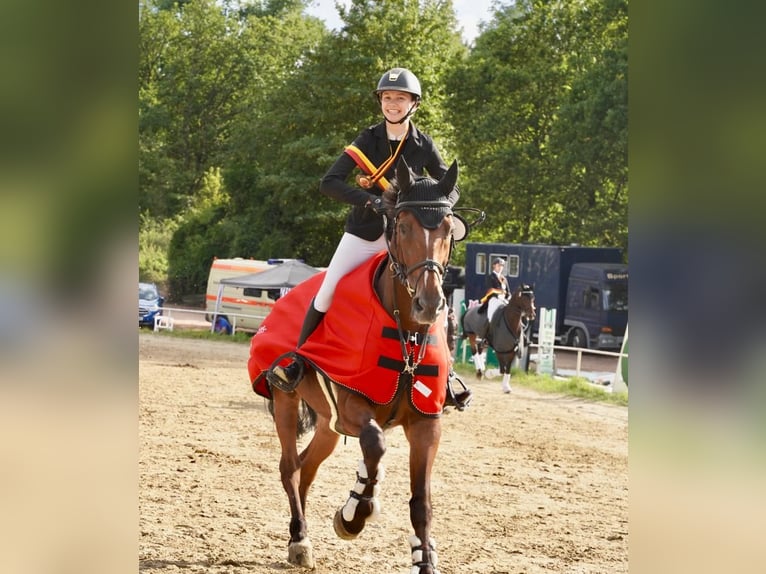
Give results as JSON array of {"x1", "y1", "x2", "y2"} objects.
[
  {"x1": 473, "y1": 350, "x2": 485, "y2": 376},
  {"x1": 501, "y1": 373, "x2": 511, "y2": 393}
]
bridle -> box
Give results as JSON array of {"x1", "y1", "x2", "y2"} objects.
[
  {"x1": 384, "y1": 199, "x2": 454, "y2": 297},
  {"x1": 377, "y1": 199, "x2": 455, "y2": 427},
  {"x1": 492, "y1": 288, "x2": 536, "y2": 354},
  {"x1": 509, "y1": 288, "x2": 536, "y2": 323}
]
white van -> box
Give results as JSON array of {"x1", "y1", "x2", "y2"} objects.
[{"x1": 205, "y1": 257, "x2": 293, "y2": 332}]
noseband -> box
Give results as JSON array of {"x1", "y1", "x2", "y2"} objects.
[{"x1": 384, "y1": 200, "x2": 453, "y2": 296}]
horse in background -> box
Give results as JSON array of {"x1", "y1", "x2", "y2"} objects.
[
  {"x1": 461, "y1": 284, "x2": 536, "y2": 392},
  {"x1": 248, "y1": 157, "x2": 464, "y2": 574}
]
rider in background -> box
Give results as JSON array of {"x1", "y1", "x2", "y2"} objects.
[
  {"x1": 482, "y1": 258, "x2": 511, "y2": 321},
  {"x1": 269, "y1": 67, "x2": 459, "y2": 387}
]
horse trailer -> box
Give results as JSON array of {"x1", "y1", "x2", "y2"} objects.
[{"x1": 464, "y1": 243, "x2": 628, "y2": 349}]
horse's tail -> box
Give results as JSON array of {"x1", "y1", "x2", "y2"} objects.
[{"x1": 266, "y1": 398, "x2": 318, "y2": 439}]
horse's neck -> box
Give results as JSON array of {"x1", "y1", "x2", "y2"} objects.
[{"x1": 503, "y1": 302, "x2": 523, "y2": 336}]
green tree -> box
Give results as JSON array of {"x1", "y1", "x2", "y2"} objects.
[
  {"x1": 139, "y1": 0, "x2": 260, "y2": 218},
  {"x1": 446, "y1": 0, "x2": 627, "y2": 254},
  {"x1": 226, "y1": 0, "x2": 467, "y2": 266},
  {"x1": 139, "y1": 213, "x2": 179, "y2": 287},
  {"x1": 549, "y1": 0, "x2": 628, "y2": 252},
  {"x1": 166, "y1": 167, "x2": 234, "y2": 298},
  {"x1": 140, "y1": 0, "x2": 326, "y2": 291}
]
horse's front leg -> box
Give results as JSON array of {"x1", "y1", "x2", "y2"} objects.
[
  {"x1": 333, "y1": 417, "x2": 386, "y2": 540},
  {"x1": 404, "y1": 417, "x2": 443, "y2": 574},
  {"x1": 500, "y1": 361, "x2": 512, "y2": 393}
]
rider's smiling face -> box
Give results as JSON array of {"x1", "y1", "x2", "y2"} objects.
[{"x1": 380, "y1": 90, "x2": 414, "y2": 123}]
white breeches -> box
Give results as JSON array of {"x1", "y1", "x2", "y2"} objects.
[
  {"x1": 487, "y1": 296, "x2": 504, "y2": 321},
  {"x1": 313, "y1": 232, "x2": 387, "y2": 312}
]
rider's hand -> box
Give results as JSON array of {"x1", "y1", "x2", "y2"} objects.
[{"x1": 365, "y1": 196, "x2": 386, "y2": 215}]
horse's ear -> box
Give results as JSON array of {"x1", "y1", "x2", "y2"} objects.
[
  {"x1": 438, "y1": 160, "x2": 459, "y2": 198},
  {"x1": 395, "y1": 156, "x2": 413, "y2": 190}
]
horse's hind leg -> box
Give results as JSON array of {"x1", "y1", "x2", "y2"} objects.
[
  {"x1": 465, "y1": 335, "x2": 480, "y2": 379},
  {"x1": 287, "y1": 417, "x2": 339, "y2": 567},
  {"x1": 470, "y1": 337, "x2": 486, "y2": 379},
  {"x1": 273, "y1": 390, "x2": 326, "y2": 569},
  {"x1": 333, "y1": 418, "x2": 386, "y2": 540},
  {"x1": 297, "y1": 417, "x2": 339, "y2": 508}
]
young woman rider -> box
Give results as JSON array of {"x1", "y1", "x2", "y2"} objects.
[{"x1": 269, "y1": 67, "x2": 459, "y2": 387}]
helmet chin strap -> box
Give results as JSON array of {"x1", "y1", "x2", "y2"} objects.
[{"x1": 386, "y1": 101, "x2": 419, "y2": 125}]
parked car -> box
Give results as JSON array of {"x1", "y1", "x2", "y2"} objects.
[{"x1": 139, "y1": 282, "x2": 164, "y2": 328}]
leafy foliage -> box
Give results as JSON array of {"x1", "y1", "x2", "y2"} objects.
[
  {"x1": 446, "y1": 0, "x2": 627, "y2": 254},
  {"x1": 139, "y1": 0, "x2": 628, "y2": 299},
  {"x1": 139, "y1": 212, "x2": 178, "y2": 286},
  {"x1": 223, "y1": 0, "x2": 466, "y2": 265}
]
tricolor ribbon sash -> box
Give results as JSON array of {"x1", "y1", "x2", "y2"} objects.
[{"x1": 345, "y1": 133, "x2": 407, "y2": 192}]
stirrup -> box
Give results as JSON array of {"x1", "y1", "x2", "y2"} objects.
[
  {"x1": 266, "y1": 352, "x2": 305, "y2": 393},
  {"x1": 444, "y1": 371, "x2": 472, "y2": 411}
]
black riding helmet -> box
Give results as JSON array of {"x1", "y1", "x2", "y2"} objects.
[
  {"x1": 374, "y1": 68, "x2": 421, "y2": 124},
  {"x1": 374, "y1": 67, "x2": 422, "y2": 101}
]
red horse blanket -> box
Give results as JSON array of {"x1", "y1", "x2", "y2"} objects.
[{"x1": 247, "y1": 252, "x2": 449, "y2": 416}]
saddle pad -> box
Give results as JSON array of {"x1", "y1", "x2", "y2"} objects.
[{"x1": 248, "y1": 251, "x2": 449, "y2": 416}]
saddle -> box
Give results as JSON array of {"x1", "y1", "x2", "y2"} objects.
[
  {"x1": 249, "y1": 253, "x2": 453, "y2": 416},
  {"x1": 486, "y1": 303, "x2": 519, "y2": 354}
]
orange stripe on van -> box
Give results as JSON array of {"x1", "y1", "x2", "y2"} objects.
[
  {"x1": 212, "y1": 262, "x2": 269, "y2": 273},
  {"x1": 205, "y1": 294, "x2": 274, "y2": 308}
]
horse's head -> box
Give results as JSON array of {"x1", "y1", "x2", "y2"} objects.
[
  {"x1": 513, "y1": 284, "x2": 537, "y2": 322},
  {"x1": 383, "y1": 157, "x2": 460, "y2": 325}
]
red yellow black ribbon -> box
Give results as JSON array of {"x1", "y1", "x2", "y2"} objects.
[{"x1": 344, "y1": 133, "x2": 407, "y2": 192}]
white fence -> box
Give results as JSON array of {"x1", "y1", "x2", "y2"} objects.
[
  {"x1": 150, "y1": 306, "x2": 267, "y2": 335},
  {"x1": 152, "y1": 306, "x2": 629, "y2": 391},
  {"x1": 459, "y1": 337, "x2": 628, "y2": 392},
  {"x1": 531, "y1": 344, "x2": 626, "y2": 378}
]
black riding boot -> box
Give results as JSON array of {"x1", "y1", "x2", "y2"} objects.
[{"x1": 268, "y1": 300, "x2": 325, "y2": 387}]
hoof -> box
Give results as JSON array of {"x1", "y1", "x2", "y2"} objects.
[
  {"x1": 288, "y1": 539, "x2": 315, "y2": 569},
  {"x1": 333, "y1": 509, "x2": 358, "y2": 540},
  {"x1": 476, "y1": 370, "x2": 482, "y2": 380}
]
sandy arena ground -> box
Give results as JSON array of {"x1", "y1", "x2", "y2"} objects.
[{"x1": 139, "y1": 333, "x2": 627, "y2": 573}]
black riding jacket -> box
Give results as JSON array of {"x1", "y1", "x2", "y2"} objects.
[
  {"x1": 320, "y1": 121, "x2": 459, "y2": 241},
  {"x1": 485, "y1": 272, "x2": 511, "y2": 298}
]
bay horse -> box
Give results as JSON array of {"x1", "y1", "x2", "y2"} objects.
[
  {"x1": 461, "y1": 284, "x2": 536, "y2": 392},
  {"x1": 249, "y1": 157, "x2": 465, "y2": 573}
]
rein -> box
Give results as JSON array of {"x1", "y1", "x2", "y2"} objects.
[
  {"x1": 382, "y1": 270, "x2": 432, "y2": 428},
  {"x1": 391, "y1": 285, "x2": 430, "y2": 376},
  {"x1": 379, "y1": 200, "x2": 453, "y2": 425}
]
